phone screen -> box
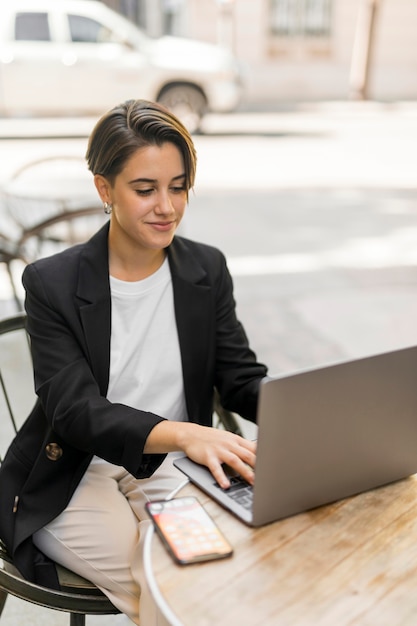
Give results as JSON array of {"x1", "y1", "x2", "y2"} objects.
[{"x1": 146, "y1": 496, "x2": 233, "y2": 564}]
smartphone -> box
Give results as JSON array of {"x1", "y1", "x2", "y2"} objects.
[{"x1": 146, "y1": 496, "x2": 233, "y2": 565}]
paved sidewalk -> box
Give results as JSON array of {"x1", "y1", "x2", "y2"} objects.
[{"x1": 0, "y1": 599, "x2": 129, "y2": 626}]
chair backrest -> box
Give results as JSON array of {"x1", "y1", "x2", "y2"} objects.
[
  {"x1": 2, "y1": 155, "x2": 97, "y2": 227},
  {"x1": 0, "y1": 235, "x2": 26, "y2": 311},
  {"x1": 1, "y1": 155, "x2": 107, "y2": 261},
  {"x1": 0, "y1": 313, "x2": 34, "y2": 464}
]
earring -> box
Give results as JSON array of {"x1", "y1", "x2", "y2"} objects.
[{"x1": 103, "y1": 202, "x2": 112, "y2": 214}]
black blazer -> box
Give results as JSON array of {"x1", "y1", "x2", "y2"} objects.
[{"x1": 0, "y1": 223, "x2": 267, "y2": 588}]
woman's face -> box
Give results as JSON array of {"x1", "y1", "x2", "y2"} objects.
[{"x1": 96, "y1": 142, "x2": 188, "y2": 255}]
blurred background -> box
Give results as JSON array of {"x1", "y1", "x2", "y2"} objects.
[{"x1": 89, "y1": 0, "x2": 417, "y2": 106}]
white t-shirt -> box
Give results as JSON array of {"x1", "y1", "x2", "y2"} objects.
[
  {"x1": 91, "y1": 257, "x2": 187, "y2": 466},
  {"x1": 108, "y1": 256, "x2": 186, "y2": 420}
]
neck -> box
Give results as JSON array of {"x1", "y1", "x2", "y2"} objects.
[
  {"x1": 109, "y1": 252, "x2": 166, "y2": 281},
  {"x1": 108, "y1": 234, "x2": 166, "y2": 282}
]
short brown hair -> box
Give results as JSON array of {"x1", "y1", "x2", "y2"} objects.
[{"x1": 86, "y1": 99, "x2": 197, "y2": 195}]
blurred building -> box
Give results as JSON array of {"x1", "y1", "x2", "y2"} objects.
[{"x1": 102, "y1": 0, "x2": 417, "y2": 106}]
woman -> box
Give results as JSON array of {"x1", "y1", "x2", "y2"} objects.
[{"x1": 0, "y1": 99, "x2": 268, "y2": 624}]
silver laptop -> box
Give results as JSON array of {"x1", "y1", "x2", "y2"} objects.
[{"x1": 174, "y1": 345, "x2": 417, "y2": 526}]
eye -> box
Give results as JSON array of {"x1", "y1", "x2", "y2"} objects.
[
  {"x1": 135, "y1": 188, "x2": 154, "y2": 196},
  {"x1": 171, "y1": 185, "x2": 187, "y2": 194}
]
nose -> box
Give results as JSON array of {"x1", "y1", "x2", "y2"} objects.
[{"x1": 155, "y1": 190, "x2": 175, "y2": 216}]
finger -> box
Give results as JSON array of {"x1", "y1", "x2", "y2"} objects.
[
  {"x1": 217, "y1": 447, "x2": 256, "y2": 486},
  {"x1": 240, "y1": 437, "x2": 257, "y2": 454},
  {"x1": 227, "y1": 437, "x2": 256, "y2": 470},
  {"x1": 240, "y1": 464, "x2": 255, "y2": 485},
  {"x1": 209, "y1": 460, "x2": 231, "y2": 490},
  {"x1": 229, "y1": 456, "x2": 255, "y2": 485},
  {"x1": 237, "y1": 445, "x2": 256, "y2": 470}
]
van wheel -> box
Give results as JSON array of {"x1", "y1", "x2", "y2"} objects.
[{"x1": 157, "y1": 85, "x2": 207, "y2": 134}]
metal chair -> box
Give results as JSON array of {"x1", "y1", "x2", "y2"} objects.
[
  {"x1": 1, "y1": 156, "x2": 106, "y2": 261},
  {"x1": 0, "y1": 313, "x2": 120, "y2": 625}
]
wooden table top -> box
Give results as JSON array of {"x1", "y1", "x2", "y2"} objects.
[{"x1": 145, "y1": 476, "x2": 417, "y2": 626}]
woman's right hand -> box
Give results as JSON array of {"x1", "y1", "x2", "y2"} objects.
[{"x1": 144, "y1": 421, "x2": 256, "y2": 489}]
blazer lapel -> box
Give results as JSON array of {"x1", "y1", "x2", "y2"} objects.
[
  {"x1": 75, "y1": 223, "x2": 112, "y2": 396},
  {"x1": 168, "y1": 238, "x2": 213, "y2": 422}
]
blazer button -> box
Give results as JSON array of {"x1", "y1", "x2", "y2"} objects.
[{"x1": 45, "y1": 443, "x2": 63, "y2": 461}]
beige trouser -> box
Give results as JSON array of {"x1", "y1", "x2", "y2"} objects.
[{"x1": 33, "y1": 454, "x2": 188, "y2": 625}]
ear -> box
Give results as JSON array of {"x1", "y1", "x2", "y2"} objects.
[{"x1": 94, "y1": 174, "x2": 111, "y2": 203}]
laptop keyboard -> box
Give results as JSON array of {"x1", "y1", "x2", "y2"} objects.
[{"x1": 215, "y1": 476, "x2": 254, "y2": 510}]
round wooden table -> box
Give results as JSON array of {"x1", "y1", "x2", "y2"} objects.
[{"x1": 144, "y1": 476, "x2": 417, "y2": 625}]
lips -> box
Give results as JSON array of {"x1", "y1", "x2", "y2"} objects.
[{"x1": 148, "y1": 221, "x2": 175, "y2": 232}]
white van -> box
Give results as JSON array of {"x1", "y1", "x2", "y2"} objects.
[{"x1": 0, "y1": 0, "x2": 243, "y2": 131}]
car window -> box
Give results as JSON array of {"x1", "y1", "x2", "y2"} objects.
[
  {"x1": 68, "y1": 14, "x2": 115, "y2": 44},
  {"x1": 15, "y1": 12, "x2": 50, "y2": 41}
]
